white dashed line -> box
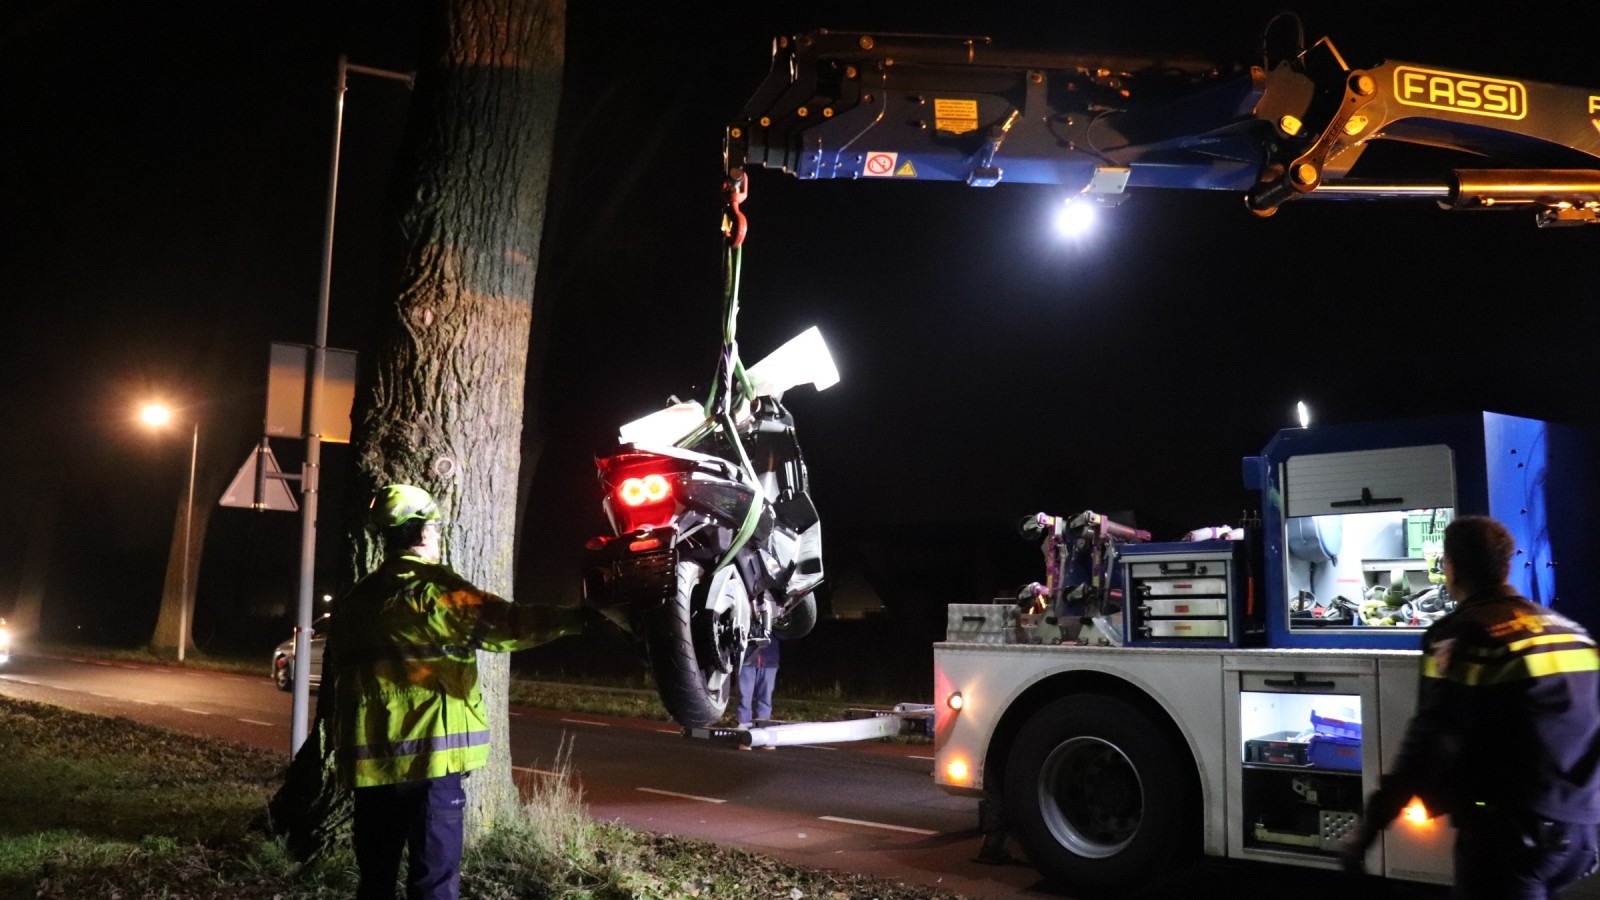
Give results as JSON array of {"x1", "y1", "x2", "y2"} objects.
[
  {"x1": 636, "y1": 787, "x2": 725, "y2": 804},
  {"x1": 560, "y1": 718, "x2": 610, "y2": 727},
  {"x1": 909, "y1": 755, "x2": 935, "y2": 761},
  {"x1": 655, "y1": 729, "x2": 680, "y2": 735},
  {"x1": 117, "y1": 664, "x2": 142, "y2": 670},
  {"x1": 818, "y1": 815, "x2": 937, "y2": 835},
  {"x1": 509, "y1": 710, "x2": 524, "y2": 716},
  {"x1": 179, "y1": 708, "x2": 213, "y2": 716},
  {"x1": 239, "y1": 718, "x2": 275, "y2": 727},
  {"x1": 131, "y1": 699, "x2": 157, "y2": 705}
]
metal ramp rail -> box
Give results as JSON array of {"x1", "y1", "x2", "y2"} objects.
[{"x1": 684, "y1": 703, "x2": 935, "y2": 748}]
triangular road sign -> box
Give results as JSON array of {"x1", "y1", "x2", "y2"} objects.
[{"x1": 221, "y1": 442, "x2": 300, "y2": 511}]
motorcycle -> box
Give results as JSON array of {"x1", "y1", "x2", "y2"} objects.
[{"x1": 581, "y1": 326, "x2": 838, "y2": 727}]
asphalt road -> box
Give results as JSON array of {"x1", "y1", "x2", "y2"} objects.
[{"x1": 1, "y1": 652, "x2": 1447, "y2": 899}]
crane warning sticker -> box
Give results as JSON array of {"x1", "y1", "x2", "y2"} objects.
[
  {"x1": 895, "y1": 160, "x2": 918, "y2": 177},
  {"x1": 863, "y1": 152, "x2": 898, "y2": 177},
  {"x1": 934, "y1": 98, "x2": 980, "y2": 134}
]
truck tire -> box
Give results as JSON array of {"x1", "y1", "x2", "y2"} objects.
[
  {"x1": 645, "y1": 560, "x2": 739, "y2": 727},
  {"x1": 1003, "y1": 694, "x2": 1196, "y2": 896}
]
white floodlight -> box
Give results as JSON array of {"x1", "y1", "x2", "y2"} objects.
[
  {"x1": 1297, "y1": 401, "x2": 1311, "y2": 428},
  {"x1": 1056, "y1": 197, "x2": 1097, "y2": 237}
]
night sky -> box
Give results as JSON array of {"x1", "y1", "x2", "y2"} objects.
[{"x1": 3, "y1": 1, "x2": 1598, "y2": 659}]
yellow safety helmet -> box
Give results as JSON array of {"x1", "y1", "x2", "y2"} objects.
[{"x1": 372, "y1": 484, "x2": 441, "y2": 529}]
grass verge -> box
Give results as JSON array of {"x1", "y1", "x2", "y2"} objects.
[{"x1": 0, "y1": 697, "x2": 964, "y2": 899}]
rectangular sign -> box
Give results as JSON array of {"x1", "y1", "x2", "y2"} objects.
[
  {"x1": 1393, "y1": 66, "x2": 1527, "y2": 120},
  {"x1": 266, "y1": 342, "x2": 358, "y2": 442}
]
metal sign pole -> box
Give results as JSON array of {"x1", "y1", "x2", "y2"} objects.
[
  {"x1": 290, "y1": 56, "x2": 348, "y2": 756},
  {"x1": 290, "y1": 56, "x2": 414, "y2": 757}
]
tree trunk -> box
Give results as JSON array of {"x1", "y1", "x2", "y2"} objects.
[{"x1": 269, "y1": 0, "x2": 565, "y2": 857}]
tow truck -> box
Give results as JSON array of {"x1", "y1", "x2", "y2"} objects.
[{"x1": 702, "y1": 18, "x2": 1600, "y2": 896}]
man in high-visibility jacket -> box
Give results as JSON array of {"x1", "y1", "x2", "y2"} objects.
[
  {"x1": 1342, "y1": 515, "x2": 1600, "y2": 898},
  {"x1": 327, "y1": 484, "x2": 582, "y2": 900}
]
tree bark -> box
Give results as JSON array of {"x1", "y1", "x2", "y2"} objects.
[{"x1": 270, "y1": 0, "x2": 565, "y2": 857}]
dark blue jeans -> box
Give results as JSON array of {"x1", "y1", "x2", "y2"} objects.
[
  {"x1": 1453, "y1": 808, "x2": 1599, "y2": 899},
  {"x1": 353, "y1": 773, "x2": 466, "y2": 900}
]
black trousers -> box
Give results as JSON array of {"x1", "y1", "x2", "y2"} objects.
[
  {"x1": 353, "y1": 773, "x2": 466, "y2": 900},
  {"x1": 1453, "y1": 808, "x2": 1599, "y2": 899}
]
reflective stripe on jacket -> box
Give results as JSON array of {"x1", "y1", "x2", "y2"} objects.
[{"x1": 327, "y1": 554, "x2": 580, "y2": 788}]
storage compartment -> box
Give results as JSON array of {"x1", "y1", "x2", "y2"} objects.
[
  {"x1": 945, "y1": 604, "x2": 1015, "y2": 644},
  {"x1": 1239, "y1": 688, "x2": 1365, "y2": 855},
  {"x1": 1120, "y1": 543, "x2": 1243, "y2": 646}
]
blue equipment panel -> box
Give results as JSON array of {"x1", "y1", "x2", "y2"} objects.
[{"x1": 1243, "y1": 412, "x2": 1591, "y2": 650}]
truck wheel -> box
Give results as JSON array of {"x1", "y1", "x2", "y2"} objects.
[
  {"x1": 1003, "y1": 694, "x2": 1196, "y2": 896},
  {"x1": 645, "y1": 560, "x2": 741, "y2": 727}
]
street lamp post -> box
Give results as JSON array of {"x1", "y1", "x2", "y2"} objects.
[{"x1": 140, "y1": 403, "x2": 199, "y2": 662}]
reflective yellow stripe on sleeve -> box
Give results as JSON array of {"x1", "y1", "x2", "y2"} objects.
[{"x1": 1440, "y1": 647, "x2": 1600, "y2": 686}]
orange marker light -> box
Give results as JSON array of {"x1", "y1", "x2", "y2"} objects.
[
  {"x1": 946, "y1": 759, "x2": 969, "y2": 783},
  {"x1": 1403, "y1": 797, "x2": 1434, "y2": 824}
]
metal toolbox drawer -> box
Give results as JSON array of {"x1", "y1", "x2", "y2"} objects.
[
  {"x1": 1139, "y1": 577, "x2": 1228, "y2": 598},
  {"x1": 1140, "y1": 597, "x2": 1229, "y2": 618},
  {"x1": 1144, "y1": 619, "x2": 1229, "y2": 639},
  {"x1": 1130, "y1": 559, "x2": 1227, "y2": 578}
]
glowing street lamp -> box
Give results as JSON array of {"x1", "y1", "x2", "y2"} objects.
[{"x1": 139, "y1": 402, "x2": 198, "y2": 663}]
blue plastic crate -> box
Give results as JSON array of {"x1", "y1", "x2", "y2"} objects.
[
  {"x1": 1308, "y1": 734, "x2": 1362, "y2": 771},
  {"x1": 1311, "y1": 710, "x2": 1362, "y2": 741}
]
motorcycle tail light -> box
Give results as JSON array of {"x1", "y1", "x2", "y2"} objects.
[{"x1": 619, "y1": 474, "x2": 672, "y2": 507}]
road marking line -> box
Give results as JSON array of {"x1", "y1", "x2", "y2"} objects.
[
  {"x1": 239, "y1": 719, "x2": 275, "y2": 727},
  {"x1": 509, "y1": 710, "x2": 524, "y2": 716},
  {"x1": 131, "y1": 699, "x2": 157, "y2": 705},
  {"x1": 909, "y1": 755, "x2": 935, "y2": 761},
  {"x1": 636, "y1": 787, "x2": 725, "y2": 804},
  {"x1": 805, "y1": 745, "x2": 839, "y2": 751},
  {"x1": 818, "y1": 815, "x2": 938, "y2": 835},
  {"x1": 179, "y1": 708, "x2": 213, "y2": 716},
  {"x1": 560, "y1": 718, "x2": 610, "y2": 727},
  {"x1": 655, "y1": 729, "x2": 680, "y2": 735},
  {"x1": 87, "y1": 692, "x2": 115, "y2": 698},
  {"x1": 117, "y1": 664, "x2": 142, "y2": 670},
  {"x1": 512, "y1": 765, "x2": 565, "y2": 778},
  {"x1": 185, "y1": 672, "x2": 207, "y2": 677}
]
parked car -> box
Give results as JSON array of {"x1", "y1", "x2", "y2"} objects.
[{"x1": 272, "y1": 615, "x2": 327, "y2": 691}]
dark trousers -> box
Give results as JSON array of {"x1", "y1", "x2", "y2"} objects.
[
  {"x1": 737, "y1": 663, "x2": 777, "y2": 725},
  {"x1": 353, "y1": 773, "x2": 466, "y2": 900},
  {"x1": 1453, "y1": 808, "x2": 1599, "y2": 899}
]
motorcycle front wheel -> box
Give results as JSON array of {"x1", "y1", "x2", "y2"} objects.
[{"x1": 646, "y1": 560, "x2": 745, "y2": 727}]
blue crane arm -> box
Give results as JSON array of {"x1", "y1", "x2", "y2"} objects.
[{"x1": 726, "y1": 30, "x2": 1600, "y2": 224}]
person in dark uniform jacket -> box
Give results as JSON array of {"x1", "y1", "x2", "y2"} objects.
[{"x1": 1342, "y1": 515, "x2": 1600, "y2": 898}]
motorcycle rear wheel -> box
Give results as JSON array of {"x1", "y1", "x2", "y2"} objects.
[{"x1": 646, "y1": 560, "x2": 742, "y2": 727}]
